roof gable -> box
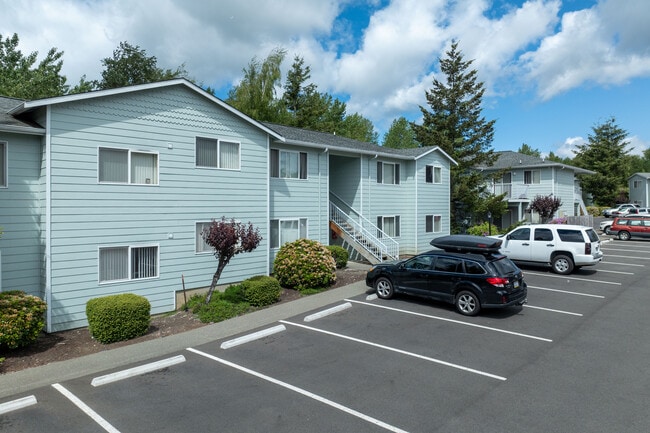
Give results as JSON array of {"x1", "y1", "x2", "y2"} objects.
[{"x1": 479, "y1": 150, "x2": 595, "y2": 175}]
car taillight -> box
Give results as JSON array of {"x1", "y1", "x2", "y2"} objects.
[
  {"x1": 486, "y1": 277, "x2": 507, "y2": 287},
  {"x1": 585, "y1": 243, "x2": 591, "y2": 254}
]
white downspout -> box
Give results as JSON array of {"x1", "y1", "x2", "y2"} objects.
[
  {"x1": 266, "y1": 136, "x2": 271, "y2": 276},
  {"x1": 45, "y1": 106, "x2": 52, "y2": 332}
]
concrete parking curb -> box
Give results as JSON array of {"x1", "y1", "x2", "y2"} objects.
[{"x1": 0, "y1": 280, "x2": 369, "y2": 398}]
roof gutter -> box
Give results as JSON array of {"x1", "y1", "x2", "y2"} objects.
[{"x1": 0, "y1": 125, "x2": 46, "y2": 135}]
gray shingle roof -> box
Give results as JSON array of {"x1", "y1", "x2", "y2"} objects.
[
  {"x1": 0, "y1": 96, "x2": 42, "y2": 130},
  {"x1": 478, "y1": 150, "x2": 595, "y2": 175},
  {"x1": 262, "y1": 122, "x2": 450, "y2": 161}
]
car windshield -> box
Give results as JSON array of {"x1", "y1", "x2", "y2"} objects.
[{"x1": 490, "y1": 256, "x2": 519, "y2": 275}]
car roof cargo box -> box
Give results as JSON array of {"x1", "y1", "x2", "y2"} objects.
[{"x1": 430, "y1": 235, "x2": 502, "y2": 254}]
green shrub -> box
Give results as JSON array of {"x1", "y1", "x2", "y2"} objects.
[
  {"x1": 327, "y1": 245, "x2": 349, "y2": 269},
  {"x1": 273, "y1": 239, "x2": 336, "y2": 292},
  {"x1": 467, "y1": 222, "x2": 500, "y2": 236},
  {"x1": 242, "y1": 275, "x2": 281, "y2": 307},
  {"x1": 222, "y1": 284, "x2": 246, "y2": 304},
  {"x1": 0, "y1": 291, "x2": 47, "y2": 349},
  {"x1": 86, "y1": 293, "x2": 151, "y2": 344},
  {"x1": 195, "y1": 298, "x2": 250, "y2": 323}
]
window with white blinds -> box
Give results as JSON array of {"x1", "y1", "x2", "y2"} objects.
[
  {"x1": 99, "y1": 245, "x2": 158, "y2": 282},
  {"x1": 270, "y1": 218, "x2": 308, "y2": 248},
  {"x1": 196, "y1": 137, "x2": 240, "y2": 170},
  {"x1": 376, "y1": 215, "x2": 401, "y2": 238},
  {"x1": 98, "y1": 148, "x2": 158, "y2": 184},
  {"x1": 270, "y1": 149, "x2": 307, "y2": 179}
]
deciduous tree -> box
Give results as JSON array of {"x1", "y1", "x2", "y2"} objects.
[
  {"x1": 202, "y1": 218, "x2": 262, "y2": 304},
  {"x1": 529, "y1": 195, "x2": 562, "y2": 222}
]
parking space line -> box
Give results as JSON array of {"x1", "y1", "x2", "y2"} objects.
[
  {"x1": 221, "y1": 325, "x2": 286, "y2": 349},
  {"x1": 186, "y1": 347, "x2": 410, "y2": 433},
  {"x1": 51, "y1": 383, "x2": 120, "y2": 433},
  {"x1": 346, "y1": 299, "x2": 552, "y2": 342},
  {"x1": 0, "y1": 395, "x2": 37, "y2": 415},
  {"x1": 91, "y1": 355, "x2": 186, "y2": 387},
  {"x1": 527, "y1": 285, "x2": 605, "y2": 298},
  {"x1": 280, "y1": 320, "x2": 507, "y2": 381},
  {"x1": 595, "y1": 269, "x2": 634, "y2": 275},
  {"x1": 523, "y1": 305, "x2": 582, "y2": 316},
  {"x1": 524, "y1": 272, "x2": 622, "y2": 285},
  {"x1": 603, "y1": 254, "x2": 650, "y2": 260},
  {"x1": 600, "y1": 261, "x2": 644, "y2": 267}
]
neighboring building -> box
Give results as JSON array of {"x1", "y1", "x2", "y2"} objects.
[
  {"x1": 628, "y1": 173, "x2": 650, "y2": 207},
  {"x1": 477, "y1": 151, "x2": 595, "y2": 227},
  {"x1": 0, "y1": 79, "x2": 455, "y2": 332}
]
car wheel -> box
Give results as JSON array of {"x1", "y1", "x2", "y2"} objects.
[
  {"x1": 618, "y1": 231, "x2": 631, "y2": 241},
  {"x1": 605, "y1": 226, "x2": 613, "y2": 235},
  {"x1": 551, "y1": 254, "x2": 574, "y2": 274},
  {"x1": 374, "y1": 277, "x2": 394, "y2": 299},
  {"x1": 455, "y1": 290, "x2": 480, "y2": 316}
]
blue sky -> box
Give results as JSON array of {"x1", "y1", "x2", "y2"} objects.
[{"x1": 2, "y1": 0, "x2": 649, "y2": 157}]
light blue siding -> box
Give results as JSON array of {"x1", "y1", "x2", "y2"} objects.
[
  {"x1": 46, "y1": 86, "x2": 271, "y2": 331},
  {"x1": 0, "y1": 132, "x2": 43, "y2": 297}
]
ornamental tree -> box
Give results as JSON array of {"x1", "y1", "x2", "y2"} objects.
[
  {"x1": 202, "y1": 217, "x2": 262, "y2": 304},
  {"x1": 529, "y1": 195, "x2": 562, "y2": 222}
]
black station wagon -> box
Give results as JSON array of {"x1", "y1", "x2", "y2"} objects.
[{"x1": 365, "y1": 235, "x2": 527, "y2": 316}]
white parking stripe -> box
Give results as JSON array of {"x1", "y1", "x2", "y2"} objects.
[
  {"x1": 346, "y1": 299, "x2": 552, "y2": 342},
  {"x1": 280, "y1": 320, "x2": 507, "y2": 381},
  {"x1": 527, "y1": 285, "x2": 605, "y2": 298},
  {"x1": 604, "y1": 254, "x2": 650, "y2": 260},
  {"x1": 523, "y1": 305, "x2": 583, "y2": 316},
  {"x1": 91, "y1": 355, "x2": 186, "y2": 386},
  {"x1": 600, "y1": 261, "x2": 644, "y2": 267},
  {"x1": 187, "y1": 347, "x2": 410, "y2": 433},
  {"x1": 0, "y1": 395, "x2": 37, "y2": 415},
  {"x1": 524, "y1": 271, "x2": 622, "y2": 285},
  {"x1": 591, "y1": 269, "x2": 634, "y2": 275},
  {"x1": 51, "y1": 383, "x2": 120, "y2": 433}
]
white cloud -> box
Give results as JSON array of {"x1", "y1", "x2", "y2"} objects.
[
  {"x1": 554, "y1": 136, "x2": 585, "y2": 159},
  {"x1": 627, "y1": 135, "x2": 649, "y2": 156}
]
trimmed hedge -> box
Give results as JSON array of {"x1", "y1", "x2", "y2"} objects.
[
  {"x1": 0, "y1": 291, "x2": 46, "y2": 349},
  {"x1": 327, "y1": 245, "x2": 349, "y2": 269},
  {"x1": 273, "y1": 239, "x2": 336, "y2": 291},
  {"x1": 86, "y1": 293, "x2": 151, "y2": 344},
  {"x1": 242, "y1": 275, "x2": 281, "y2": 307}
]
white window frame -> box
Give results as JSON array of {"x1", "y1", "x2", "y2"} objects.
[
  {"x1": 270, "y1": 218, "x2": 308, "y2": 249},
  {"x1": 195, "y1": 221, "x2": 212, "y2": 254},
  {"x1": 98, "y1": 147, "x2": 159, "y2": 185},
  {"x1": 377, "y1": 161, "x2": 400, "y2": 185},
  {"x1": 0, "y1": 141, "x2": 7, "y2": 188},
  {"x1": 425, "y1": 165, "x2": 442, "y2": 184},
  {"x1": 523, "y1": 170, "x2": 541, "y2": 185},
  {"x1": 377, "y1": 215, "x2": 401, "y2": 238},
  {"x1": 98, "y1": 244, "x2": 159, "y2": 283},
  {"x1": 195, "y1": 137, "x2": 241, "y2": 170},
  {"x1": 425, "y1": 214, "x2": 442, "y2": 233},
  {"x1": 270, "y1": 149, "x2": 307, "y2": 179}
]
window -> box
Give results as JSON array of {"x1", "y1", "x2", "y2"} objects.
[
  {"x1": 464, "y1": 260, "x2": 486, "y2": 275},
  {"x1": 99, "y1": 148, "x2": 158, "y2": 184},
  {"x1": 524, "y1": 170, "x2": 540, "y2": 184},
  {"x1": 0, "y1": 141, "x2": 6, "y2": 187},
  {"x1": 433, "y1": 257, "x2": 463, "y2": 273},
  {"x1": 425, "y1": 215, "x2": 442, "y2": 233},
  {"x1": 99, "y1": 245, "x2": 158, "y2": 283},
  {"x1": 405, "y1": 255, "x2": 434, "y2": 270},
  {"x1": 633, "y1": 180, "x2": 642, "y2": 189},
  {"x1": 195, "y1": 222, "x2": 212, "y2": 253},
  {"x1": 377, "y1": 215, "x2": 400, "y2": 237},
  {"x1": 426, "y1": 165, "x2": 442, "y2": 184},
  {"x1": 196, "y1": 137, "x2": 240, "y2": 170},
  {"x1": 270, "y1": 218, "x2": 307, "y2": 248},
  {"x1": 534, "y1": 228, "x2": 553, "y2": 241},
  {"x1": 557, "y1": 229, "x2": 585, "y2": 242},
  {"x1": 270, "y1": 149, "x2": 307, "y2": 179},
  {"x1": 509, "y1": 228, "x2": 530, "y2": 241},
  {"x1": 377, "y1": 161, "x2": 400, "y2": 185}
]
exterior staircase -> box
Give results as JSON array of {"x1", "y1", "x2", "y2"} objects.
[{"x1": 329, "y1": 199, "x2": 399, "y2": 264}]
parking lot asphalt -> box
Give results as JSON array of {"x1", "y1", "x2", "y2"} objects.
[{"x1": 0, "y1": 279, "x2": 369, "y2": 399}]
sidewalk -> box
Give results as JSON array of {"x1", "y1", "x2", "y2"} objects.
[{"x1": 0, "y1": 279, "x2": 370, "y2": 399}]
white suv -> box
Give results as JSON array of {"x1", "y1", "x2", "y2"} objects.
[{"x1": 494, "y1": 224, "x2": 603, "y2": 274}]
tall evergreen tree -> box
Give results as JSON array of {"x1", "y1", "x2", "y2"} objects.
[
  {"x1": 0, "y1": 33, "x2": 67, "y2": 99},
  {"x1": 98, "y1": 41, "x2": 187, "y2": 90},
  {"x1": 383, "y1": 117, "x2": 418, "y2": 148},
  {"x1": 411, "y1": 41, "x2": 497, "y2": 232},
  {"x1": 573, "y1": 117, "x2": 630, "y2": 205},
  {"x1": 518, "y1": 143, "x2": 541, "y2": 157}
]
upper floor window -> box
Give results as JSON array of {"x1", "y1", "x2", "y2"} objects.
[
  {"x1": 196, "y1": 137, "x2": 240, "y2": 170},
  {"x1": 633, "y1": 180, "x2": 642, "y2": 189},
  {"x1": 426, "y1": 165, "x2": 442, "y2": 184},
  {"x1": 99, "y1": 147, "x2": 158, "y2": 184},
  {"x1": 377, "y1": 161, "x2": 400, "y2": 185},
  {"x1": 270, "y1": 149, "x2": 307, "y2": 179},
  {"x1": 270, "y1": 218, "x2": 307, "y2": 248},
  {"x1": 524, "y1": 170, "x2": 540, "y2": 185},
  {"x1": 0, "y1": 141, "x2": 7, "y2": 187},
  {"x1": 195, "y1": 222, "x2": 212, "y2": 254},
  {"x1": 99, "y1": 245, "x2": 158, "y2": 283}
]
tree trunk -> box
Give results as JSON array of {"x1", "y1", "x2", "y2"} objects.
[{"x1": 205, "y1": 259, "x2": 228, "y2": 304}]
